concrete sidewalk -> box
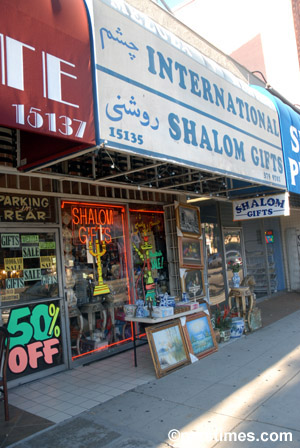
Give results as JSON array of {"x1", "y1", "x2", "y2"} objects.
[{"x1": 8, "y1": 308, "x2": 300, "y2": 448}]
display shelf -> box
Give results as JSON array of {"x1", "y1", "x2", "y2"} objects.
[
  {"x1": 163, "y1": 204, "x2": 181, "y2": 297},
  {"x1": 125, "y1": 307, "x2": 200, "y2": 324},
  {"x1": 245, "y1": 238, "x2": 277, "y2": 296}
]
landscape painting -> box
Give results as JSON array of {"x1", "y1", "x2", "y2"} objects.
[
  {"x1": 184, "y1": 312, "x2": 218, "y2": 360},
  {"x1": 146, "y1": 321, "x2": 190, "y2": 378}
]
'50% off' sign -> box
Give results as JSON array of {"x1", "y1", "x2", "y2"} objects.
[{"x1": 7, "y1": 303, "x2": 61, "y2": 374}]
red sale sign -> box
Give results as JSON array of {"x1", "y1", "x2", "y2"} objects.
[{"x1": 0, "y1": 0, "x2": 96, "y2": 170}]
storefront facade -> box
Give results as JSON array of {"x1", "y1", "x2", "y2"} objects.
[
  {"x1": 195, "y1": 197, "x2": 288, "y2": 302},
  {"x1": 0, "y1": 183, "x2": 173, "y2": 384},
  {"x1": 254, "y1": 88, "x2": 300, "y2": 294},
  {"x1": 0, "y1": 0, "x2": 291, "y2": 386}
]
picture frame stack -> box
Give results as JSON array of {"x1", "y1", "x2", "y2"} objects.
[
  {"x1": 175, "y1": 202, "x2": 205, "y2": 299},
  {"x1": 146, "y1": 311, "x2": 217, "y2": 378}
]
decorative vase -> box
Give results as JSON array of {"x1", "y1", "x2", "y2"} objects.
[
  {"x1": 232, "y1": 272, "x2": 241, "y2": 288},
  {"x1": 219, "y1": 328, "x2": 231, "y2": 343},
  {"x1": 230, "y1": 317, "x2": 245, "y2": 338},
  {"x1": 182, "y1": 292, "x2": 189, "y2": 302},
  {"x1": 135, "y1": 299, "x2": 146, "y2": 317},
  {"x1": 124, "y1": 304, "x2": 136, "y2": 318}
]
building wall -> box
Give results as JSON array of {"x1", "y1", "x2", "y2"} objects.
[
  {"x1": 230, "y1": 34, "x2": 266, "y2": 80},
  {"x1": 291, "y1": 0, "x2": 300, "y2": 72}
]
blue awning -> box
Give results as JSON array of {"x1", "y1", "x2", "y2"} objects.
[{"x1": 253, "y1": 86, "x2": 300, "y2": 195}]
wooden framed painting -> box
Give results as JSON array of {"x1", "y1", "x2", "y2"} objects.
[
  {"x1": 181, "y1": 268, "x2": 205, "y2": 299},
  {"x1": 176, "y1": 203, "x2": 201, "y2": 238},
  {"x1": 146, "y1": 320, "x2": 191, "y2": 378},
  {"x1": 197, "y1": 299, "x2": 211, "y2": 315},
  {"x1": 179, "y1": 236, "x2": 204, "y2": 268},
  {"x1": 183, "y1": 311, "x2": 218, "y2": 360}
]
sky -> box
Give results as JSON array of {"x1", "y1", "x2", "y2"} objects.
[
  {"x1": 161, "y1": 0, "x2": 273, "y2": 54},
  {"x1": 155, "y1": 0, "x2": 300, "y2": 104}
]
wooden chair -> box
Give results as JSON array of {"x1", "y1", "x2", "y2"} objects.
[{"x1": 0, "y1": 326, "x2": 10, "y2": 421}]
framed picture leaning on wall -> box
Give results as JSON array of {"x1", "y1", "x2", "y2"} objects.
[
  {"x1": 176, "y1": 203, "x2": 201, "y2": 238},
  {"x1": 146, "y1": 320, "x2": 190, "y2": 378},
  {"x1": 182, "y1": 311, "x2": 218, "y2": 360}
]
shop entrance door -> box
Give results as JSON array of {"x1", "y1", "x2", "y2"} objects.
[
  {"x1": 242, "y1": 219, "x2": 283, "y2": 298},
  {"x1": 285, "y1": 227, "x2": 300, "y2": 290},
  {"x1": 223, "y1": 228, "x2": 245, "y2": 289},
  {"x1": 0, "y1": 228, "x2": 68, "y2": 387}
]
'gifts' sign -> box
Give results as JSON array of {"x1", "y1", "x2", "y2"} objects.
[
  {"x1": 233, "y1": 192, "x2": 290, "y2": 221},
  {"x1": 0, "y1": 0, "x2": 96, "y2": 169}
]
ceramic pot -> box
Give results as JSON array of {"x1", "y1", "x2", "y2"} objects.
[
  {"x1": 232, "y1": 272, "x2": 241, "y2": 288},
  {"x1": 219, "y1": 328, "x2": 231, "y2": 343},
  {"x1": 182, "y1": 292, "x2": 189, "y2": 302},
  {"x1": 124, "y1": 304, "x2": 136, "y2": 317},
  {"x1": 230, "y1": 317, "x2": 245, "y2": 338}
]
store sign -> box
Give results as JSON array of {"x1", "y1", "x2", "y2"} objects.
[
  {"x1": 0, "y1": 194, "x2": 55, "y2": 223},
  {"x1": 24, "y1": 268, "x2": 42, "y2": 281},
  {"x1": 6, "y1": 303, "x2": 61, "y2": 375},
  {"x1": 0, "y1": 0, "x2": 96, "y2": 170},
  {"x1": 22, "y1": 235, "x2": 39, "y2": 244},
  {"x1": 87, "y1": 0, "x2": 286, "y2": 188},
  {"x1": 6, "y1": 278, "x2": 24, "y2": 289},
  {"x1": 4, "y1": 257, "x2": 24, "y2": 271},
  {"x1": 71, "y1": 204, "x2": 116, "y2": 244},
  {"x1": 22, "y1": 246, "x2": 40, "y2": 258},
  {"x1": 150, "y1": 250, "x2": 164, "y2": 270},
  {"x1": 233, "y1": 192, "x2": 290, "y2": 221},
  {"x1": 254, "y1": 88, "x2": 300, "y2": 194},
  {"x1": 40, "y1": 256, "x2": 56, "y2": 269},
  {"x1": 1, "y1": 234, "x2": 20, "y2": 247}
]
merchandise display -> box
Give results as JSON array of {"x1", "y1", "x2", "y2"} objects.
[{"x1": 61, "y1": 203, "x2": 170, "y2": 360}]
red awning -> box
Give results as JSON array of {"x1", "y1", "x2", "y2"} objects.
[{"x1": 0, "y1": 0, "x2": 96, "y2": 170}]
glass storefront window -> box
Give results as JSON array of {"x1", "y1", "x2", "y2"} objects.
[
  {"x1": 61, "y1": 201, "x2": 131, "y2": 359},
  {"x1": 0, "y1": 232, "x2": 59, "y2": 308},
  {"x1": 130, "y1": 209, "x2": 169, "y2": 303},
  {"x1": 223, "y1": 228, "x2": 244, "y2": 287},
  {"x1": 0, "y1": 231, "x2": 63, "y2": 380},
  {"x1": 204, "y1": 223, "x2": 226, "y2": 303}
]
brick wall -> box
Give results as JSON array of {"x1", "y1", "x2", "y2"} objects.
[
  {"x1": 230, "y1": 34, "x2": 267, "y2": 81},
  {"x1": 291, "y1": 0, "x2": 300, "y2": 69}
]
